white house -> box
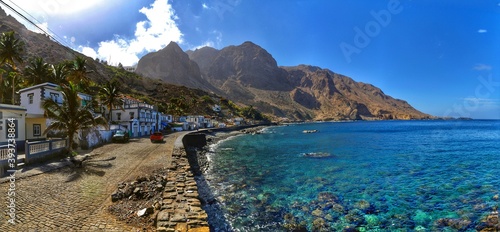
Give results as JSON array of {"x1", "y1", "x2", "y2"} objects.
[
  {"x1": 212, "y1": 104, "x2": 221, "y2": 112},
  {"x1": 0, "y1": 104, "x2": 26, "y2": 151},
  {"x1": 158, "y1": 112, "x2": 173, "y2": 131},
  {"x1": 233, "y1": 117, "x2": 245, "y2": 126},
  {"x1": 18, "y1": 82, "x2": 92, "y2": 141},
  {"x1": 103, "y1": 95, "x2": 158, "y2": 137},
  {"x1": 186, "y1": 115, "x2": 205, "y2": 129}
]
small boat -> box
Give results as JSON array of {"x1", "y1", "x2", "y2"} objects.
[{"x1": 302, "y1": 130, "x2": 318, "y2": 133}]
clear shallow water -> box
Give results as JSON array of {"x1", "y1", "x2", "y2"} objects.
[{"x1": 205, "y1": 120, "x2": 500, "y2": 231}]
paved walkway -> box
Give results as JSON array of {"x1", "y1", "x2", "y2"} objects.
[{"x1": 0, "y1": 133, "x2": 185, "y2": 231}]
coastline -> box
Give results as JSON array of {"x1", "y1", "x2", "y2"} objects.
[{"x1": 179, "y1": 124, "x2": 272, "y2": 231}]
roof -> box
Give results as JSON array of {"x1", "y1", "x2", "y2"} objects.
[
  {"x1": 18, "y1": 82, "x2": 92, "y2": 97},
  {"x1": 18, "y1": 82, "x2": 59, "y2": 93},
  {"x1": 0, "y1": 104, "x2": 27, "y2": 111}
]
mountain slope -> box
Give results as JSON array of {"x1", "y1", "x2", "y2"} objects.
[
  {"x1": 188, "y1": 42, "x2": 430, "y2": 120},
  {"x1": 135, "y1": 42, "x2": 220, "y2": 94},
  {"x1": 283, "y1": 65, "x2": 428, "y2": 120}
]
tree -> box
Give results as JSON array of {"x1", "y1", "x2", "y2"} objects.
[
  {"x1": 2, "y1": 71, "x2": 23, "y2": 104},
  {"x1": 24, "y1": 57, "x2": 51, "y2": 86},
  {"x1": 67, "y1": 56, "x2": 92, "y2": 90},
  {"x1": 240, "y1": 105, "x2": 266, "y2": 121},
  {"x1": 0, "y1": 31, "x2": 24, "y2": 104},
  {"x1": 99, "y1": 80, "x2": 124, "y2": 122},
  {"x1": 0, "y1": 68, "x2": 5, "y2": 103},
  {"x1": 50, "y1": 62, "x2": 69, "y2": 85},
  {"x1": 168, "y1": 96, "x2": 188, "y2": 120},
  {"x1": 42, "y1": 83, "x2": 108, "y2": 152}
]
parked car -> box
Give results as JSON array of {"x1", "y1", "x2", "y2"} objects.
[
  {"x1": 150, "y1": 132, "x2": 164, "y2": 143},
  {"x1": 112, "y1": 130, "x2": 129, "y2": 143}
]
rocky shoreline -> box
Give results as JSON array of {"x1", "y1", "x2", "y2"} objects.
[{"x1": 183, "y1": 125, "x2": 271, "y2": 231}]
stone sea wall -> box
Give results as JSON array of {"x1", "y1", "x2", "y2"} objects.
[
  {"x1": 156, "y1": 145, "x2": 210, "y2": 232},
  {"x1": 156, "y1": 124, "x2": 272, "y2": 231}
]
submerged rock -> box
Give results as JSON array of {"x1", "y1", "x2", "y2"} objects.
[
  {"x1": 312, "y1": 217, "x2": 327, "y2": 231},
  {"x1": 476, "y1": 210, "x2": 500, "y2": 231},
  {"x1": 303, "y1": 152, "x2": 332, "y2": 158},
  {"x1": 354, "y1": 200, "x2": 377, "y2": 214},
  {"x1": 435, "y1": 218, "x2": 472, "y2": 230},
  {"x1": 317, "y1": 192, "x2": 340, "y2": 202},
  {"x1": 312, "y1": 208, "x2": 323, "y2": 217},
  {"x1": 344, "y1": 209, "x2": 365, "y2": 226}
]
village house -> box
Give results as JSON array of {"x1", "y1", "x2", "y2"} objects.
[
  {"x1": 103, "y1": 96, "x2": 172, "y2": 137},
  {"x1": 18, "y1": 82, "x2": 92, "y2": 141},
  {"x1": 0, "y1": 104, "x2": 26, "y2": 150}
]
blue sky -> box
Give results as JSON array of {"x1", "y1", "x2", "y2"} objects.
[{"x1": 2, "y1": 0, "x2": 500, "y2": 119}]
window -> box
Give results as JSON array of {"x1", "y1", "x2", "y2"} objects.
[
  {"x1": 50, "y1": 92, "x2": 59, "y2": 102},
  {"x1": 0, "y1": 111, "x2": 2, "y2": 119},
  {"x1": 117, "y1": 113, "x2": 121, "y2": 121},
  {"x1": 28, "y1": 93, "x2": 34, "y2": 104},
  {"x1": 33, "y1": 124, "x2": 41, "y2": 136}
]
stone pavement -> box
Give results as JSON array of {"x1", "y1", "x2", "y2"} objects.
[
  {"x1": 156, "y1": 147, "x2": 209, "y2": 232},
  {"x1": 0, "y1": 134, "x2": 184, "y2": 231}
]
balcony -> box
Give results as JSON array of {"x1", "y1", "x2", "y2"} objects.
[{"x1": 124, "y1": 103, "x2": 154, "y2": 109}]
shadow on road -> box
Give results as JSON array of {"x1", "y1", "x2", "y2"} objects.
[{"x1": 62, "y1": 161, "x2": 113, "y2": 182}]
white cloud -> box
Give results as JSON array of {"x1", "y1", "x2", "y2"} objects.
[
  {"x1": 80, "y1": 46, "x2": 97, "y2": 59},
  {"x1": 78, "y1": 0, "x2": 183, "y2": 66},
  {"x1": 192, "y1": 41, "x2": 215, "y2": 50},
  {"x1": 478, "y1": 29, "x2": 487, "y2": 33},
  {"x1": 473, "y1": 64, "x2": 492, "y2": 71},
  {"x1": 2, "y1": 0, "x2": 104, "y2": 23},
  {"x1": 202, "y1": 3, "x2": 209, "y2": 9}
]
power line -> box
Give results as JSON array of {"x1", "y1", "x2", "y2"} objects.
[
  {"x1": 5, "y1": 0, "x2": 68, "y2": 47},
  {"x1": 0, "y1": 0, "x2": 78, "y2": 58}
]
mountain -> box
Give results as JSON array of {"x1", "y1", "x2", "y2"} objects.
[
  {"x1": 135, "y1": 42, "x2": 220, "y2": 94},
  {"x1": 0, "y1": 8, "x2": 76, "y2": 63},
  {"x1": 187, "y1": 42, "x2": 430, "y2": 120},
  {"x1": 283, "y1": 65, "x2": 427, "y2": 120}
]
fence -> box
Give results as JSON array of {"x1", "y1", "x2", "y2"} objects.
[{"x1": 24, "y1": 138, "x2": 68, "y2": 164}]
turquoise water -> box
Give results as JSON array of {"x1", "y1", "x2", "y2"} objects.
[{"x1": 205, "y1": 120, "x2": 500, "y2": 231}]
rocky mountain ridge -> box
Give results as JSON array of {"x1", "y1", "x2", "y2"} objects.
[{"x1": 142, "y1": 41, "x2": 429, "y2": 120}]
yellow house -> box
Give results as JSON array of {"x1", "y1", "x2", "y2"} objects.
[{"x1": 18, "y1": 82, "x2": 94, "y2": 141}]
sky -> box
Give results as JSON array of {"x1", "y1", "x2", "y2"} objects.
[{"x1": 1, "y1": 0, "x2": 499, "y2": 119}]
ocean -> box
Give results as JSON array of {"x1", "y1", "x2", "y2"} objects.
[{"x1": 204, "y1": 120, "x2": 500, "y2": 231}]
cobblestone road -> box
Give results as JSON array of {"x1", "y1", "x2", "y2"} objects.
[{"x1": 0, "y1": 133, "x2": 182, "y2": 231}]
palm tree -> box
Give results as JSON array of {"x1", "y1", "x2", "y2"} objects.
[
  {"x1": 168, "y1": 96, "x2": 187, "y2": 121},
  {"x1": 42, "y1": 83, "x2": 108, "y2": 151},
  {"x1": 3, "y1": 71, "x2": 23, "y2": 104},
  {"x1": 24, "y1": 57, "x2": 51, "y2": 85},
  {"x1": 0, "y1": 68, "x2": 5, "y2": 103},
  {"x1": 99, "y1": 80, "x2": 124, "y2": 122},
  {"x1": 50, "y1": 62, "x2": 69, "y2": 85},
  {"x1": 67, "y1": 56, "x2": 92, "y2": 90},
  {"x1": 0, "y1": 31, "x2": 24, "y2": 104}
]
